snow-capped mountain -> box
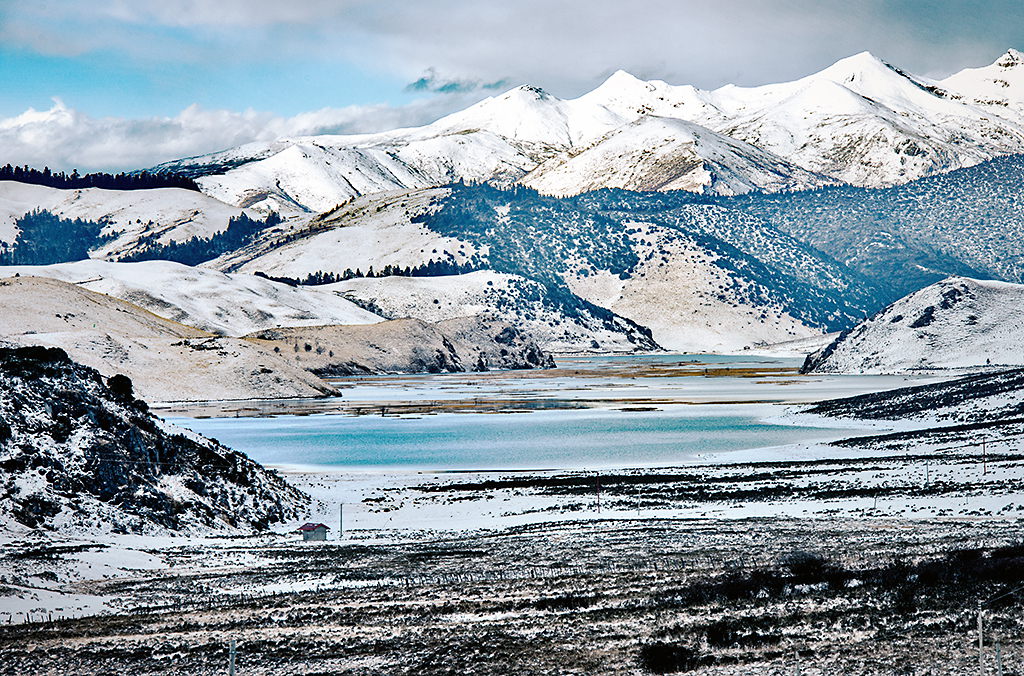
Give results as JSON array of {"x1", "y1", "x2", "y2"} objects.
[
  {"x1": 698, "y1": 52, "x2": 1024, "y2": 187},
  {"x1": 155, "y1": 51, "x2": 1024, "y2": 211},
  {"x1": 941, "y1": 49, "x2": 1024, "y2": 124},
  {"x1": 521, "y1": 115, "x2": 829, "y2": 196},
  {"x1": 802, "y1": 277, "x2": 1024, "y2": 374}
]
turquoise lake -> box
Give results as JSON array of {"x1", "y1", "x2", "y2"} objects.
[{"x1": 169, "y1": 354, "x2": 933, "y2": 470}]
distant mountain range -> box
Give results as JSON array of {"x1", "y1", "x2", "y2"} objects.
[
  {"x1": 2, "y1": 50, "x2": 1024, "y2": 356},
  {"x1": 155, "y1": 50, "x2": 1024, "y2": 213}
]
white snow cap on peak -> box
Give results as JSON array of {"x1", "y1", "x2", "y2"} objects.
[
  {"x1": 813, "y1": 51, "x2": 896, "y2": 81},
  {"x1": 586, "y1": 69, "x2": 657, "y2": 97},
  {"x1": 602, "y1": 69, "x2": 649, "y2": 87},
  {"x1": 998, "y1": 48, "x2": 1024, "y2": 66}
]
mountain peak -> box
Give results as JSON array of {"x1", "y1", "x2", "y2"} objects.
[
  {"x1": 588, "y1": 69, "x2": 653, "y2": 98},
  {"x1": 997, "y1": 48, "x2": 1024, "y2": 67},
  {"x1": 603, "y1": 69, "x2": 647, "y2": 86},
  {"x1": 816, "y1": 51, "x2": 894, "y2": 80},
  {"x1": 505, "y1": 84, "x2": 552, "y2": 100}
]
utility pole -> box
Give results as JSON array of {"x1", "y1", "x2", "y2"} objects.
[
  {"x1": 596, "y1": 471, "x2": 601, "y2": 514},
  {"x1": 978, "y1": 604, "x2": 985, "y2": 674},
  {"x1": 228, "y1": 639, "x2": 237, "y2": 676},
  {"x1": 996, "y1": 639, "x2": 1003, "y2": 676},
  {"x1": 339, "y1": 503, "x2": 344, "y2": 540}
]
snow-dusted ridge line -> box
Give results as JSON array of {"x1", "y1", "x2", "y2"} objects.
[
  {"x1": 803, "y1": 276, "x2": 1024, "y2": 374},
  {"x1": 155, "y1": 50, "x2": 1024, "y2": 211},
  {"x1": 0, "y1": 259, "x2": 384, "y2": 337}
]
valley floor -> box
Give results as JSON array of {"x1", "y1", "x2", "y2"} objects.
[{"x1": 1, "y1": 426, "x2": 1023, "y2": 674}]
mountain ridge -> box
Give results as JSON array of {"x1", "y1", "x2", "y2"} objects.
[{"x1": 153, "y1": 50, "x2": 1024, "y2": 212}]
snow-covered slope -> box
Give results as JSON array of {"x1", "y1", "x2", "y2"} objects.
[
  {"x1": 0, "y1": 260, "x2": 383, "y2": 336},
  {"x1": 213, "y1": 184, "x2": 878, "y2": 353},
  {"x1": 941, "y1": 49, "x2": 1024, "y2": 124},
  {"x1": 0, "y1": 276, "x2": 338, "y2": 402},
  {"x1": 0, "y1": 344, "x2": 308, "y2": 535},
  {"x1": 562, "y1": 222, "x2": 819, "y2": 351},
  {"x1": 522, "y1": 116, "x2": 831, "y2": 196},
  {"x1": 156, "y1": 51, "x2": 1024, "y2": 209},
  {"x1": 160, "y1": 85, "x2": 624, "y2": 214},
  {"x1": 0, "y1": 181, "x2": 259, "y2": 256},
  {"x1": 802, "y1": 277, "x2": 1024, "y2": 374},
  {"x1": 327, "y1": 271, "x2": 652, "y2": 353},
  {"x1": 214, "y1": 188, "x2": 475, "y2": 277}
]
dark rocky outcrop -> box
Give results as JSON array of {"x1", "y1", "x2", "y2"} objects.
[{"x1": 0, "y1": 345, "x2": 308, "y2": 533}]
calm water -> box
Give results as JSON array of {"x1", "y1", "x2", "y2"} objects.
[
  {"x1": 175, "y1": 404, "x2": 843, "y2": 470},
  {"x1": 170, "y1": 354, "x2": 930, "y2": 470}
]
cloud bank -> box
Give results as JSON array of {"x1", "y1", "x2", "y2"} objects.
[
  {"x1": 0, "y1": 97, "x2": 482, "y2": 172},
  {"x1": 2, "y1": 1, "x2": 1023, "y2": 171}
]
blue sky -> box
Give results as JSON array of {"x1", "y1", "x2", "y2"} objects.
[{"x1": 1, "y1": 0, "x2": 1022, "y2": 171}]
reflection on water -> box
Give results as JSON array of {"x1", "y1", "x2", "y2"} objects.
[{"x1": 167, "y1": 354, "x2": 937, "y2": 471}]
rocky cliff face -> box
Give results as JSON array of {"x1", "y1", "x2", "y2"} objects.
[{"x1": 0, "y1": 345, "x2": 309, "y2": 534}]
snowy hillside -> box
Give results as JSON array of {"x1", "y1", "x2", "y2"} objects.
[
  {"x1": 0, "y1": 275, "x2": 338, "y2": 402},
  {"x1": 155, "y1": 51, "x2": 1024, "y2": 209},
  {"x1": 0, "y1": 259, "x2": 383, "y2": 336},
  {"x1": 0, "y1": 344, "x2": 308, "y2": 534},
  {"x1": 212, "y1": 183, "x2": 880, "y2": 352},
  {"x1": 0, "y1": 180, "x2": 260, "y2": 257},
  {"x1": 215, "y1": 188, "x2": 475, "y2": 277},
  {"x1": 327, "y1": 271, "x2": 653, "y2": 353},
  {"x1": 941, "y1": 49, "x2": 1024, "y2": 124},
  {"x1": 522, "y1": 116, "x2": 831, "y2": 196},
  {"x1": 737, "y1": 152, "x2": 1024, "y2": 300},
  {"x1": 802, "y1": 277, "x2": 1024, "y2": 374}
]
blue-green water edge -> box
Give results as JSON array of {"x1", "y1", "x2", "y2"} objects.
[{"x1": 169, "y1": 355, "x2": 922, "y2": 471}]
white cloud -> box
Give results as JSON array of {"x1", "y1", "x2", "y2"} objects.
[
  {"x1": 2, "y1": 1, "x2": 1022, "y2": 172},
  {"x1": 6, "y1": 1, "x2": 1022, "y2": 90},
  {"x1": 0, "y1": 96, "x2": 480, "y2": 172}
]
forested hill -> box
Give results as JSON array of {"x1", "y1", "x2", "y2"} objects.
[
  {"x1": 725, "y1": 153, "x2": 1024, "y2": 300},
  {"x1": 0, "y1": 164, "x2": 199, "y2": 191}
]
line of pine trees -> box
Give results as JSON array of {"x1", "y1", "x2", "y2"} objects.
[
  {"x1": 254, "y1": 255, "x2": 486, "y2": 286},
  {"x1": 120, "y1": 212, "x2": 282, "y2": 266},
  {"x1": 0, "y1": 209, "x2": 112, "y2": 265},
  {"x1": 0, "y1": 164, "x2": 200, "y2": 192}
]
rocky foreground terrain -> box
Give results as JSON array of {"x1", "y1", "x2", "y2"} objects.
[
  {"x1": 0, "y1": 344, "x2": 307, "y2": 534},
  {"x1": 0, "y1": 517, "x2": 1020, "y2": 675},
  {"x1": 1, "y1": 356, "x2": 1023, "y2": 673}
]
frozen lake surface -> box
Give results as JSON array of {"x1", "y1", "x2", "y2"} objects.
[{"x1": 170, "y1": 354, "x2": 938, "y2": 470}]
